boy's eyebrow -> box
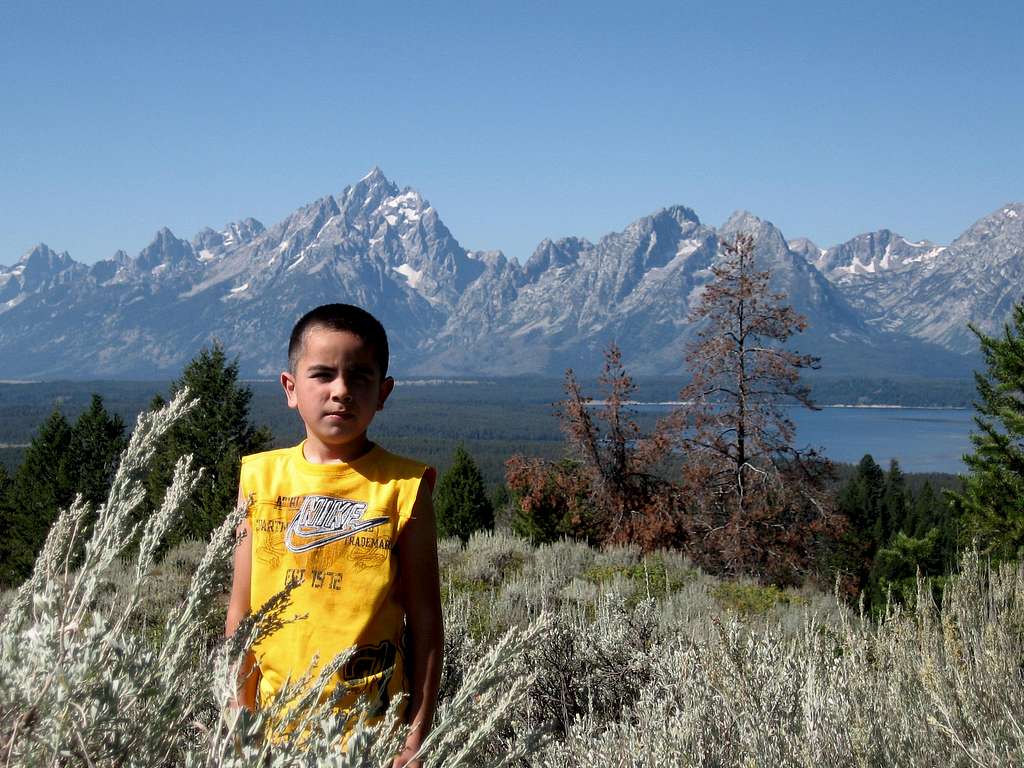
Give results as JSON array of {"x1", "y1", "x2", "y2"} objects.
[
  {"x1": 306, "y1": 362, "x2": 377, "y2": 375},
  {"x1": 343, "y1": 362, "x2": 377, "y2": 374}
]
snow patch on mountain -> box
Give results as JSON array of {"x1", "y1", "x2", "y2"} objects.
[
  {"x1": 905, "y1": 246, "x2": 946, "y2": 265},
  {"x1": 394, "y1": 263, "x2": 424, "y2": 288}
]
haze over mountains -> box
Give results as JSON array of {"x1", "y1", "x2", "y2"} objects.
[{"x1": 1, "y1": 169, "x2": 1019, "y2": 380}]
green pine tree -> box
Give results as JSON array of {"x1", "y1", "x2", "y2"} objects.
[
  {"x1": 950, "y1": 305, "x2": 1024, "y2": 561},
  {"x1": 840, "y1": 455, "x2": 886, "y2": 534},
  {"x1": 69, "y1": 394, "x2": 128, "y2": 508},
  {"x1": 909, "y1": 481, "x2": 957, "y2": 561},
  {"x1": 881, "y1": 459, "x2": 909, "y2": 541},
  {"x1": 0, "y1": 410, "x2": 74, "y2": 585},
  {"x1": 0, "y1": 460, "x2": 15, "y2": 586},
  {"x1": 0, "y1": 396, "x2": 129, "y2": 586},
  {"x1": 489, "y1": 483, "x2": 511, "y2": 527},
  {"x1": 908, "y1": 481, "x2": 936, "y2": 538},
  {"x1": 147, "y1": 342, "x2": 272, "y2": 548},
  {"x1": 867, "y1": 528, "x2": 947, "y2": 609},
  {"x1": 834, "y1": 454, "x2": 886, "y2": 593},
  {"x1": 435, "y1": 445, "x2": 494, "y2": 543}
]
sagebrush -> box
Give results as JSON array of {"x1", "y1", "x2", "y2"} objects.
[{"x1": 1, "y1": 393, "x2": 1022, "y2": 766}]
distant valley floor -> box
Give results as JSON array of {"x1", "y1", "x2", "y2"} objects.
[{"x1": 0, "y1": 376, "x2": 977, "y2": 481}]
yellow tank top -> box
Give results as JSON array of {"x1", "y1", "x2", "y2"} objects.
[{"x1": 241, "y1": 442, "x2": 433, "y2": 721}]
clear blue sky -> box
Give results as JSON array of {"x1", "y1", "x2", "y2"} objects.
[{"x1": 1, "y1": 0, "x2": 1021, "y2": 266}]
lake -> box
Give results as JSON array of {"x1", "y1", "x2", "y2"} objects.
[
  {"x1": 793, "y1": 407, "x2": 975, "y2": 474},
  {"x1": 0, "y1": 379, "x2": 981, "y2": 478},
  {"x1": 631, "y1": 404, "x2": 976, "y2": 474}
]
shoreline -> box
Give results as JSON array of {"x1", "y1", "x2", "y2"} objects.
[{"x1": 586, "y1": 401, "x2": 970, "y2": 410}]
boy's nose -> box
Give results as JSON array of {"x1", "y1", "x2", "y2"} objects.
[{"x1": 330, "y1": 378, "x2": 352, "y2": 402}]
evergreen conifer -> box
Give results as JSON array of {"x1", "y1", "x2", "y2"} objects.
[
  {"x1": 0, "y1": 410, "x2": 74, "y2": 585},
  {"x1": 69, "y1": 394, "x2": 128, "y2": 508},
  {"x1": 0, "y1": 396, "x2": 128, "y2": 585},
  {"x1": 146, "y1": 342, "x2": 271, "y2": 548},
  {"x1": 910, "y1": 481, "x2": 937, "y2": 538},
  {"x1": 882, "y1": 460, "x2": 909, "y2": 540},
  {"x1": 836, "y1": 455, "x2": 958, "y2": 609},
  {"x1": 951, "y1": 304, "x2": 1024, "y2": 561},
  {"x1": 867, "y1": 528, "x2": 946, "y2": 607},
  {"x1": 0, "y1": 465, "x2": 9, "y2": 562},
  {"x1": 835, "y1": 454, "x2": 886, "y2": 592},
  {"x1": 435, "y1": 445, "x2": 493, "y2": 543}
]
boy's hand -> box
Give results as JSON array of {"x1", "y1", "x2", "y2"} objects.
[{"x1": 392, "y1": 745, "x2": 422, "y2": 768}]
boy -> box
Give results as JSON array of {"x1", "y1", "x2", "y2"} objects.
[{"x1": 225, "y1": 304, "x2": 442, "y2": 767}]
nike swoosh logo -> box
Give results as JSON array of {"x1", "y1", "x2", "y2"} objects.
[{"x1": 285, "y1": 516, "x2": 390, "y2": 553}]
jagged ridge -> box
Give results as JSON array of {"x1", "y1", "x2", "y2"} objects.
[{"x1": 0, "y1": 171, "x2": 1016, "y2": 378}]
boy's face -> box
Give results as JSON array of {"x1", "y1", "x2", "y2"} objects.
[{"x1": 281, "y1": 325, "x2": 394, "y2": 461}]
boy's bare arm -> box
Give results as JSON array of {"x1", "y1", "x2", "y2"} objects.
[
  {"x1": 225, "y1": 486, "x2": 259, "y2": 710},
  {"x1": 395, "y1": 479, "x2": 443, "y2": 767}
]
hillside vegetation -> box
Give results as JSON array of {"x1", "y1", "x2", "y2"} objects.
[{"x1": 0, "y1": 393, "x2": 1020, "y2": 766}]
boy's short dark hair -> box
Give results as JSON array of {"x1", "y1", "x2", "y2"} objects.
[{"x1": 288, "y1": 304, "x2": 390, "y2": 376}]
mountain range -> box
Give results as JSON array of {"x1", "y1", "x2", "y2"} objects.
[{"x1": 1, "y1": 168, "x2": 1019, "y2": 380}]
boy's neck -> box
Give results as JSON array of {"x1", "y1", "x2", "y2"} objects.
[{"x1": 302, "y1": 434, "x2": 374, "y2": 464}]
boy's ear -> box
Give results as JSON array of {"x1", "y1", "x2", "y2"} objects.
[
  {"x1": 280, "y1": 370, "x2": 299, "y2": 410},
  {"x1": 377, "y1": 376, "x2": 395, "y2": 411}
]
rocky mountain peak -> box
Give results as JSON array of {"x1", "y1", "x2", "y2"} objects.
[
  {"x1": 662, "y1": 205, "x2": 702, "y2": 227},
  {"x1": 951, "y1": 202, "x2": 1024, "y2": 251},
  {"x1": 19, "y1": 243, "x2": 74, "y2": 272},
  {"x1": 135, "y1": 228, "x2": 196, "y2": 273},
  {"x1": 620, "y1": 206, "x2": 701, "y2": 240},
  {"x1": 818, "y1": 230, "x2": 944, "y2": 280},
  {"x1": 716, "y1": 211, "x2": 870, "y2": 337},
  {"x1": 224, "y1": 218, "x2": 265, "y2": 245},
  {"x1": 0, "y1": 243, "x2": 83, "y2": 305},
  {"x1": 787, "y1": 237, "x2": 823, "y2": 264},
  {"x1": 192, "y1": 227, "x2": 222, "y2": 252},
  {"x1": 88, "y1": 249, "x2": 131, "y2": 283},
  {"x1": 192, "y1": 218, "x2": 266, "y2": 260},
  {"x1": 361, "y1": 165, "x2": 390, "y2": 186},
  {"x1": 341, "y1": 167, "x2": 401, "y2": 222},
  {"x1": 719, "y1": 210, "x2": 792, "y2": 262},
  {"x1": 808, "y1": 202, "x2": 1024, "y2": 355},
  {"x1": 997, "y1": 202, "x2": 1024, "y2": 221},
  {"x1": 720, "y1": 209, "x2": 774, "y2": 237},
  {"x1": 524, "y1": 237, "x2": 589, "y2": 281}
]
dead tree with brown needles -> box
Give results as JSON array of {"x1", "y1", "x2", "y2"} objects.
[
  {"x1": 507, "y1": 343, "x2": 679, "y2": 548},
  {"x1": 661, "y1": 233, "x2": 841, "y2": 583}
]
